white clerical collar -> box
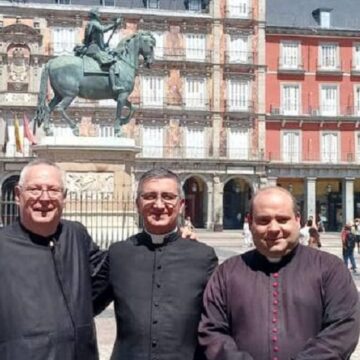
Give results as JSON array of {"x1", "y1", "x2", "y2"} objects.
[
  {"x1": 145, "y1": 227, "x2": 178, "y2": 244},
  {"x1": 266, "y1": 256, "x2": 282, "y2": 263}
]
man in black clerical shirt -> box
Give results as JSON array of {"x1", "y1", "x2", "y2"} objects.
[
  {"x1": 94, "y1": 168, "x2": 218, "y2": 360},
  {"x1": 0, "y1": 159, "x2": 102, "y2": 360}
]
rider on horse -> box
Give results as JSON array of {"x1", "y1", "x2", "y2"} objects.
[{"x1": 74, "y1": 8, "x2": 124, "y2": 94}]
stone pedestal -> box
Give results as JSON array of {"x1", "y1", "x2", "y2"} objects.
[
  {"x1": 32, "y1": 136, "x2": 140, "y2": 196},
  {"x1": 32, "y1": 136, "x2": 141, "y2": 245}
]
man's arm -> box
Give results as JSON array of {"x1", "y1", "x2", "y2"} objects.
[
  {"x1": 294, "y1": 258, "x2": 360, "y2": 359},
  {"x1": 198, "y1": 265, "x2": 254, "y2": 360},
  {"x1": 83, "y1": 228, "x2": 113, "y2": 316}
]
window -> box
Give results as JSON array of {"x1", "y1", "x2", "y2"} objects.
[
  {"x1": 227, "y1": 79, "x2": 250, "y2": 111},
  {"x1": 280, "y1": 42, "x2": 300, "y2": 69},
  {"x1": 146, "y1": 0, "x2": 159, "y2": 9},
  {"x1": 319, "y1": 43, "x2": 338, "y2": 69},
  {"x1": 281, "y1": 84, "x2": 300, "y2": 115},
  {"x1": 101, "y1": 0, "x2": 115, "y2": 6},
  {"x1": 353, "y1": 43, "x2": 360, "y2": 70},
  {"x1": 142, "y1": 76, "x2": 164, "y2": 107},
  {"x1": 142, "y1": 126, "x2": 163, "y2": 157},
  {"x1": 320, "y1": 85, "x2": 338, "y2": 116},
  {"x1": 357, "y1": 133, "x2": 360, "y2": 162},
  {"x1": 57, "y1": 0, "x2": 70, "y2": 4},
  {"x1": 227, "y1": 0, "x2": 249, "y2": 17},
  {"x1": 355, "y1": 86, "x2": 360, "y2": 115},
  {"x1": 52, "y1": 27, "x2": 75, "y2": 56},
  {"x1": 185, "y1": 77, "x2": 206, "y2": 109},
  {"x1": 185, "y1": 127, "x2": 205, "y2": 158},
  {"x1": 282, "y1": 131, "x2": 300, "y2": 163},
  {"x1": 187, "y1": 0, "x2": 201, "y2": 11},
  {"x1": 228, "y1": 35, "x2": 248, "y2": 63},
  {"x1": 227, "y1": 128, "x2": 249, "y2": 159},
  {"x1": 320, "y1": 10, "x2": 331, "y2": 28},
  {"x1": 185, "y1": 34, "x2": 206, "y2": 61},
  {"x1": 152, "y1": 32, "x2": 164, "y2": 59},
  {"x1": 98, "y1": 126, "x2": 115, "y2": 138},
  {"x1": 321, "y1": 132, "x2": 338, "y2": 163}
]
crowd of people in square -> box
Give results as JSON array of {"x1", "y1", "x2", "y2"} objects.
[{"x1": 0, "y1": 159, "x2": 359, "y2": 360}]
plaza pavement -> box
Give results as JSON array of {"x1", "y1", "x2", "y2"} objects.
[{"x1": 95, "y1": 230, "x2": 360, "y2": 359}]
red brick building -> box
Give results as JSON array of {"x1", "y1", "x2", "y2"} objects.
[{"x1": 266, "y1": 0, "x2": 360, "y2": 230}]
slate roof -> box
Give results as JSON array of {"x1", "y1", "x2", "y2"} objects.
[{"x1": 267, "y1": 0, "x2": 360, "y2": 31}]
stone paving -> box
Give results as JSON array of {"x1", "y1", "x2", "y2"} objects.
[{"x1": 95, "y1": 231, "x2": 360, "y2": 359}]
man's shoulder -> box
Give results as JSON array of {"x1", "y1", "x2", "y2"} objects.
[
  {"x1": 177, "y1": 236, "x2": 216, "y2": 256},
  {"x1": 108, "y1": 233, "x2": 139, "y2": 252},
  {"x1": 298, "y1": 244, "x2": 344, "y2": 268},
  {"x1": 60, "y1": 219, "x2": 87, "y2": 232}
]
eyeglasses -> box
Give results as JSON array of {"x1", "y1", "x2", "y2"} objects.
[
  {"x1": 21, "y1": 186, "x2": 65, "y2": 199},
  {"x1": 139, "y1": 192, "x2": 179, "y2": 205}
]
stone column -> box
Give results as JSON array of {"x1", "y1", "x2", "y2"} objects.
[
  {"x1": 343, "y1": 178, "x2": 354, "y2": 225},
  {"x1": 213, "y1": 175, "x2": 223, "y2": 231},
  {"x1": 266, "y1": 176, "x2": 278, "y2": 187},
  {"x1": 305, "y1": 177, "x2": 316, "y2": 220},
  {"x1": 206, "y1": 179, "x2": 214, "y2": 229}
]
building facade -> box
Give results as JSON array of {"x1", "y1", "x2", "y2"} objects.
[
  {"x1": 266, "y1": 0, "x2": 360, "y2": 231},
  {"x1": 0, "y1": 0, "x2": 266, "y2": 230}
]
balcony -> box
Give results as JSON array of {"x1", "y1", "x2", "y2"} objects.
[
  {"x1": 225, "y1": 5, "x2": 254, "y2": 20},
  {"x1": 268, "y1": 105, "x2": 360, "y2": 119},
  {"x1": 277, "y1": 58, "x2": 304, "y2": 75},
  {"x1": 153, "y1": 47, "x2": 212, "y2": 64},
  {"x1": 351, "y1": 61, "x2": 360, "y2": 76},
  {"x1": 138, "y1": 145, "x2": 260, "y2": 161},
  {"x1": 224, "y1": 100, "x2": 254, "y2": 114},
  {"x1": 266, "y1": 150, "x2": 354, "y2": 164},
  {"x1": 316, "y1": 61, "x2": 343, "y2": 76},
  {"x1": 224, "y1": 51, "x2": 255, "y2": 71}
]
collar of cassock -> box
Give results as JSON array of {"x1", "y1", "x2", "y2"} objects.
[
  {"x1": 144, "y1": 227, "x2": 178, "y2": 244},
  {"x1": 18, "y1": 220, "x2": 62, "y2": 246}
]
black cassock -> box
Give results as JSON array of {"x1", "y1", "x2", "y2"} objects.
[
  {"x1": 93, "y1": 231, "x2": 218, "y2": 360},
  {"x1": 0, "y1": 220, "x2": 102, "y2": 360},
  {"x1": 199, "y1": 244, "x2": 360, "y2": 360}
]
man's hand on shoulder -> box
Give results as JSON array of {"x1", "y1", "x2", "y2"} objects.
[{"x1": 180, "y1": 226, "x2": 198, "y2": 240}]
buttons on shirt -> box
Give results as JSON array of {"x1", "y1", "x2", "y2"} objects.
[{"x1": 152, "y1": 339, "x2": 157, "y2": 347}]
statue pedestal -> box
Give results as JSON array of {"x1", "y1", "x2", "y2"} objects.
[{"x1": 32, "y1": 136, "x2": 141, "y2": 245}]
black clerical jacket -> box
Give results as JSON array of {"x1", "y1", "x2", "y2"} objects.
[
  {"x1": 93, "y1": 231, "x2": 218, "y2": 360},
  {"x1": 0, "y1": 220, "x2": 104, "y2": 360},
  {"x1": 199, "y1": 244, "x2": 360, "y2": 360}
]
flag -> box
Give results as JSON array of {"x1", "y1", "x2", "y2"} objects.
[
  {"x1": 23, "y1": 114, "x2": 37, "y2": 145},
  {"x1": 0, "y1": 118, "x2": 8, "y2": 153},
  {"x1": 14, "y1": 115, "x2": 22, "y2": 153}
]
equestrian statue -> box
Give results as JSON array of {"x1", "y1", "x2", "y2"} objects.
[{"x1": 33, "y1": 8, "x2": 156, "y2": 137}]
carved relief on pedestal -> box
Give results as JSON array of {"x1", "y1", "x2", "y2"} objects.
[
  {"x1": 7, "y1": 45, "x2": 30, "y2": 91},
  {"x1": 66, "y1": 172, "x2": 114, "y2": 199}
]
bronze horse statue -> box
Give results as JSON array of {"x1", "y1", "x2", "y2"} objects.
[{"x1": 33, "y1": 31, "x2": 155, "y2": 136}]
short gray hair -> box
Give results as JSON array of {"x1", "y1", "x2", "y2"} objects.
[
  {"x1": 137, "y1": 168, "x2": 184, "y2": 199},
  {"x1": 18, "y1": 159, "x2": 65, "y2": 188}
]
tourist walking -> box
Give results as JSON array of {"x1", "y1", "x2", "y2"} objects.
[{"x1": 341, "y1": 223, "x2": 357, "y2": 273}]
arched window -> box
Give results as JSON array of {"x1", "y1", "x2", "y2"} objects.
[{"x1": 1, "y1": 175, "x2": 19, "y2": 226}]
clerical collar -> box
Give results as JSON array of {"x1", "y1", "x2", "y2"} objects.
[
  {"x1": 266, "y1": 256, "x2": 282, "y2": 263},
  {"x1": 144, "y1": 227, "x2": 177, "y2": 244}
]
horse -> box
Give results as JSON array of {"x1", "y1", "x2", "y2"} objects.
[{"x1": 33, "y1": 31, "x2": 155, "y2": 136}]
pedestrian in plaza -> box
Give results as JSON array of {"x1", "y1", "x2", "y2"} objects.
[
  {"x1": 0, "y1": 159, "x2": 105, "y2": 360},
  {"x1": 93, "y1": 168, "x2": 218, "y2": 359},
  {"x1": 199, "y1": 186, "x2": 360, "y2": 360},
  {"x1": 341, "y1": 223, "x2": 357, "y2": 273},
  {"x1": 299, "y1": 218, "x2": 312, "y2": 245},
  {"x1": 308, "y1": 226, "x2": 321, "y2": 248},
  {"x1": 243, "y1": 212, "x2": 252, "y2": 247},
  {"x1": 354, "y1": 218, "x2": 360, "y2": 254}
]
